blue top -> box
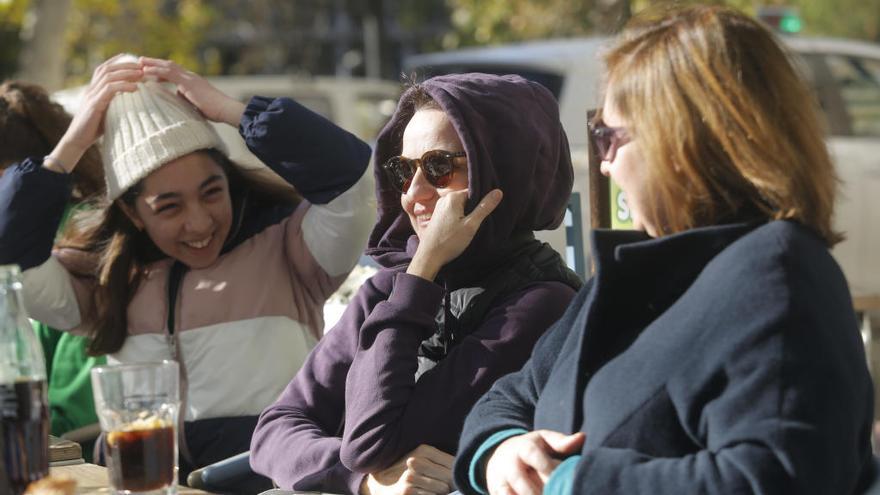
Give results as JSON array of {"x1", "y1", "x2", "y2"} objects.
[{"x1": 455, "y1": 220, "x2": 875, "y2": 494}]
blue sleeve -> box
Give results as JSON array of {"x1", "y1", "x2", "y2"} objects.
[
  {"x1": 0, "y1": 158, "x2": 72, "y2": 270},
  {"x1": 239, "y1": 96, "x2": 371, "y2": 205},
  {"x1": 543, "y1": 455, "x2": 580, "y2": 495},
  {"x1": 468, "y1": 428, "x2": 529, "y2": 495}
]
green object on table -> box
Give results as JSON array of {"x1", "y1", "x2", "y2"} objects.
[{"x1": 34, "y1": 324, "x2": 105, "y2": 462}]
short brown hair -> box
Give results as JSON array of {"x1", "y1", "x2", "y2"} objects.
[{"x1": 601, "y1": 5, "x2": 841, "y2": 245}]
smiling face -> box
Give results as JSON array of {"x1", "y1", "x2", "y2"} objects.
[
  {"x1": 598, "y1": 92, "x2": 660, "y2": 236},
  {"x1": 121, "y1": 151, "x2": 233, "y2": 269},
  {"x1": 399, "y1": 109, "x2": 469, "y2": 238}
]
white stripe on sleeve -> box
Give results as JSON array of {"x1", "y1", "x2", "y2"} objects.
[
  {"x1": 21, "y1": 256, "x2": 82, "y2": 330},
  {"x1": 302, "y1": 163, "x2": 377, "y2": 277}
]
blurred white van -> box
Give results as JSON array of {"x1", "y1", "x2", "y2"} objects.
[
  {"x1": 202, "y1": 75, "x2": 399, "y2": 186},
  {"x1": 54, "y1": 75, "x2": 400, "y2": 143},
  {"x1": 54, "y1": 75, "x2": 399, "y2": 181},
  {"x1": 204, "y1": 75, "x2": 399, "y2": 144},
  {"x1": 407, "y1": 36, "x2": 880, "y2": 301}
]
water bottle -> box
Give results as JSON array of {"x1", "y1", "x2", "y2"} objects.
[{"x1": 0, "y1": 264, "x2": 49, "y2": 495}]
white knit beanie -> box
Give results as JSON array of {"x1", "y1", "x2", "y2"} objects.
[{"x1": 101, "y1": 67, "x2": 227, "y2": 200}]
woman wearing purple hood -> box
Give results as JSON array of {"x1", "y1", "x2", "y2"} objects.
[{"x1": 250, "y1": 73, "x2": 583, "y2": 494}]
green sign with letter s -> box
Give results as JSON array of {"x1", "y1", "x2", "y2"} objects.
[{"x1": 610, "y1": 180, "x2": 633, "y2": 229}]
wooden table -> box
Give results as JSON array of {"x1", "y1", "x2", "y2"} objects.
[{"x1": 50, "y1": 463, "x2": 214, "y2": 494}]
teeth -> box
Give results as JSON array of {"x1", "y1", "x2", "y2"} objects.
[{"x1": 185, "y1": 235, "x2": 212, "y2": 249}]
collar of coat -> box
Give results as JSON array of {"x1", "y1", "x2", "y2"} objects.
[{"x1": 589, "y1": 221, "x2": 764, "y2": 312}]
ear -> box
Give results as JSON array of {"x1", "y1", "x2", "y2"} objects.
[{"x1": 118, "y1": 201, "x2": 145, "y2": 231}]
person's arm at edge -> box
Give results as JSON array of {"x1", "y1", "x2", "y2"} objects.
[{"x1": 0, "y1": 159, "x2": 71, "y2": 269}]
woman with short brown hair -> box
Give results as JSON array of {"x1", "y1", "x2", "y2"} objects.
[
  {"x1": 454, "y1": 6, "x2": 873, "y2": 494},
  {"x1": 600, "y1": 6, "x2": 838, "y2": 243}
]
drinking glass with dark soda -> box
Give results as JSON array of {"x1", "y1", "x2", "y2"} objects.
[{"x1": 91, "y1": 361, "x2": 179, "y2": 495}]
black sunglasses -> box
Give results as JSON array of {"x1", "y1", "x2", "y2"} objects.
[
  {"x1": 589, "y1": 119, "x2": 631, "y2": 162},
  {"x1": 382, "y1": 150, "x2": 466, "y2": 193}
]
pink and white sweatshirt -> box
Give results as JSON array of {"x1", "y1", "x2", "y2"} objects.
[{"x1": 0, "y1": 96, "x2": 376, "y2": 421}]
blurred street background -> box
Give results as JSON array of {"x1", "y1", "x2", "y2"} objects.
[
  {"x1": 4, "y1": 0, "x2": 880, "y2": 418},
  {"x1": 1, "y1": 0, "x2": 875, "y2": 90}
]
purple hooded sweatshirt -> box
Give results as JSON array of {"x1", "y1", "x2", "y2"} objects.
[{"x1": 250, "y1": 73, "x2": 581, "y2": 494}]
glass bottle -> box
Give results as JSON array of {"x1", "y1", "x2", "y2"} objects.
[{"x1": 0, "y1": 264, "x2": 49, "y2": 495}]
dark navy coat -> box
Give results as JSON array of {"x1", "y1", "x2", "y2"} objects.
[{"x1": 455, "y1": 220, "x2": 874, "y2": 494}]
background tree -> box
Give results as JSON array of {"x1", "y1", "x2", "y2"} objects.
[
  {"x1": 444, "y1": 0, "x2": 880, "y2": 48},
  {"x1": 444, "y1": 0, "x2": 603, "y2": 48},
  {"x1": 796, "y1": 0, "x2": 880, "y2": 40},
  {"x1": 5, "y1": 0, "x2": 880, "y2": 86},
  {"x1": 0, "y1": 0, "x2": 27, "y2": 80},
  {"x1": 16, "y1": 0, "x2": 71, "y2": 90},
  {"x1": 65, "y1": 0, "x2": 218, "y2": 83}
]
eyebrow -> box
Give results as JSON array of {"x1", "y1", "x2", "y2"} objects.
[{"x1": 150, "y1": 175, "x2": 225, "y2": 204}]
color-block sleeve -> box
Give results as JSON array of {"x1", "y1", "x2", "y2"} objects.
[
  {"x1": 0, "y1": 159, "x2": 93, "y2": 334},
  {"x1": 239, "y1": 96, "x2": 371, "y2": 205},
  {"x1": 0, "y1": 158, "x2": 71, "y2": 270},
  {"x1": 238, "y1": 97, "x2": 376, "y2": 339}
]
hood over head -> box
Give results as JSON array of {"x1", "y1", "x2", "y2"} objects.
[{"x1": 366, "y1": 73, "x2": 573, "y2": 275}]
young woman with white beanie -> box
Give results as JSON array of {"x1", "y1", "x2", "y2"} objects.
[{"x1": 0, "y1": 54, "x2": 376, "y2": 478}]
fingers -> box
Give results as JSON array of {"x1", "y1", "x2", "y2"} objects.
[
  {"x1": 102, "y1": 68, "x2": 144, "y2": 82},
  {"x1": 91, "y1": 53, "x2": 135, "y2": 79},
  {"x1": 139, "y1": 56, "x2": 186, "y2": 77},
  {"x1": 402, "y1": 462, "x2": 450, "y2": 494},
  {"x1": 140, "y1": 58, "x2": 205, "y2": 96},
  {"x1": 410, "y1": 445, "x2": 454, "y2": 470},
  {"x1": 487, "y1": 436, "x2": 544, "y2": 495},
  {"x1": 95, "y1": 68, "x2": 144, "y2": 90},
  {"x1": 141, "y1": 62, "x2": 189, "y2": 85},
  {"x1": 503, "y1": 461, "x2": 543, "y2": 495},
  {"x1": 516, "y1": 437, "x2": 559, "y2": 480},
  {"x1": 404, "y1": 445, "x2": 453, "y2": 493},
  {"x1": 407, "y1": 457, "x2": 453, "y2": 487},
  {"x1": 87, "y1": 57, "x2": 143, "y2": 103},
  {"x1": 465, "y1": 189, "x2": 503, "y2": 226},
  {"x1": 139, "y1": 56, "x2": 175, "y2": 67},
  {"x1": 90, "y1": 64, "x2": 141, "y2": 92},
  {"x1": 91, "y1": 80, "x2": 140, "y2": 107},
  {"x1": 539, "y1": 431, "x2": 585, "y2": 455},
  {"x1": 490, "y1": 479, "x2": 514, "y2": 495},
  {"x1": 139, "y1": 57, "x2": 199, "y2": 84}
]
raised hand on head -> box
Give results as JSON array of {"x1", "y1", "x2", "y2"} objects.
[
  {"x1": 139, "y1": 57, "x2": 245, "y2": 126},
  {"x1": 47, "y1": 54, "x2": 142, "y2": 173}
]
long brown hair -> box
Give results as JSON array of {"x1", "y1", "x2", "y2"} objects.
[
  {"x1": 57, "y1": 149, "x2": 300, "y2": 355},
  {"x1": 0, "y1": 80, "x2": 104, "y2": 200},
  {"x1": 600, "y1": 5, "x2": 841, "y2": 245}
]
